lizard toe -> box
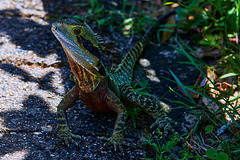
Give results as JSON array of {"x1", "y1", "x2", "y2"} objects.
[
  {"x1": 57, "y1": 130, "x2": 81, "y2": 147},
  {"x1": 100, "y1": 135, "x2": 130, "y2": 154},
  {"x1": 71, "y1": 133, "x2": 82, "y2": 139},
  {"x1": 151, "y1": 115, "x2": 177, "y2": 137}
]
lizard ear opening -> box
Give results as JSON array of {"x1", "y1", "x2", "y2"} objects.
[{"x1": 98, "y1": 62, "x2": 106, "y2": 76}]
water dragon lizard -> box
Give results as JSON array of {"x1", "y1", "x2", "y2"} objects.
[{"x1": 51, "y1": 10, "x2": 179, "y2": 152}]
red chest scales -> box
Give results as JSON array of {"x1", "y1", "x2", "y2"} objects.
[{"x1": 77, "y1": 81, "x2": 114, "y2": 112}]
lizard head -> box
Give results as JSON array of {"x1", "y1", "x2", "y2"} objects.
[
  {"x1": 52, "y1": 18, "x2": 107, "y2": 92},
  {"x1": 52, "y1": 18, "x2": 106, "y2": 77}
]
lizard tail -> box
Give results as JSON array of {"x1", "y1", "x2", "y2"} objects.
[{"x1": 113, "y1": 10, "x2": 176, "y2": 85}]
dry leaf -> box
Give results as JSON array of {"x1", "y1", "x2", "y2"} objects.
[
  {"x1": 161, "y1": 15, "x2": 175, "y2": 43},
  {"x1": 202, "y1": 97, "x2": 221, "y2": 115},
  {"x1": 194, "y1": 48, "x2": 222, "y2": 59}
]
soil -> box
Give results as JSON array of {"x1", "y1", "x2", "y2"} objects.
[{"x1": 0, "y1": 0, "x2": 198, "y2": 159}]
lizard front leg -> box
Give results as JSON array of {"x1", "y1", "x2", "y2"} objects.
[
  {"x1": 102, "y1": 90, "x2": 129, "y2": 153},
  {"x1": 56, "y1": 84, "x2": 81, "y2": 146}
]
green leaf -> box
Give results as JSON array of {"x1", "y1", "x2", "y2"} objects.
[
  {"x1": 132, "y1": 117, "x2": 136, "y2": 128},
  {"x1": 169, "y1": 69, "x2": 195, "y2": 103},
  {"x1": 152, "y1": 143, "x2": 159, "y2": 151},
  {"x1": 96, "y1": 18, "x2": 108, "y2": 28},
  {"x1": 205, "y1": 125, "x2": 214, "y2": 134},
  {"x1": 164, "y1": 2, "x2": 177, "y2": 6},
  {"x1": 73, "y1": 3, "x2": 89, "y2": 7},
  {"x1": 220, "y1": 72, "x2": 239, "y2": 79},
  {"x1": 206, "y1": 149, "x2": 217, "y2": 159},
  {"x1": 73, "y1": 15, "x2": 85, "y2": 20},
  {"x1": 216, "y1": 152, "x2": 229, "y2": 160},
  {"x1": 137, "y1": 79, "x2": 149, "y2": 89},
  {"x1": 123, "y1": 18, "x2": 133, "y2": 24}
]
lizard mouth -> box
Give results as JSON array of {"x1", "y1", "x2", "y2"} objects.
[{"x1": 52, "y1": 23, "x2": 81, "y2": 53}]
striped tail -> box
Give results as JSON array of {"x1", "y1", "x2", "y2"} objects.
[{"x1": 113, "y1": 10, "x2": 176, "y2": 85}]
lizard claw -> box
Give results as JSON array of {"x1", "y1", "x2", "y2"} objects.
[
  {"x1": 100, "y1": 135, "x2": 130, "y2": 154},
  {"x1": 151, "y1": 116, "x2": 186, "y2": 145},
  {"x1": 56, "y1": 126, "x2": 81, "y2": 147},
  {"x1": 151, "y1": 115, "x2": 177, "y2": 137}
]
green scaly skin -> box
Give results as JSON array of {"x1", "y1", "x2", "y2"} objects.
[{"x1": 51, "y1": 10, "x2": 179, "y2": 152}]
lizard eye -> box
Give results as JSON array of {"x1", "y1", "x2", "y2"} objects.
[{"x1": 73, "y1": 28, "x2": 81, "y2": 35}]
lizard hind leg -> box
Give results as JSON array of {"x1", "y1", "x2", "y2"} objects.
[
  {"x1": 120, "y1": 84, "x2": 170, "y2": 117},
  {"x1": 119, "y1": 84, "x2": 180, "y2": 139},
  {"x1": 100, "y1": 90, "x2": 131, "y2": 153}
]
